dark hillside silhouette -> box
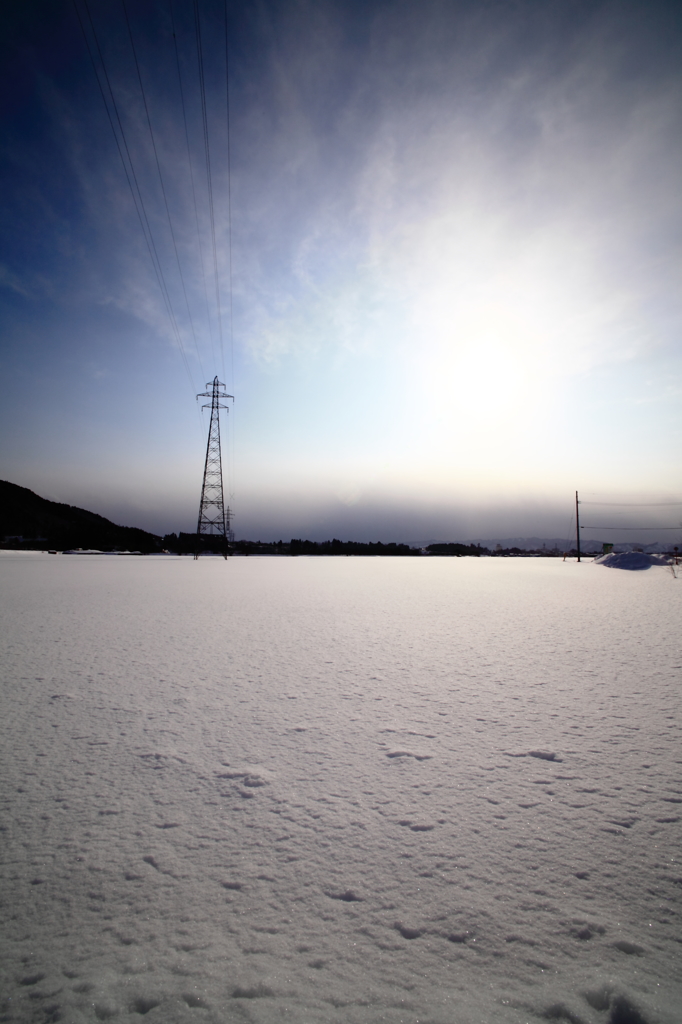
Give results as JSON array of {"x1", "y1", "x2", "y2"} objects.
[{"x1": 0, "y1": 480, "x2": 161, "y2": 552}]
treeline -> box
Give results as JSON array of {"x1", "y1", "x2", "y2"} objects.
[
  {"x1": 425, "y1": 543, "x2": 488, "y2": 556},
  {"x1": 289, "y1": 538, "x2": 418, "y2": 556},
  {"x1": 163, "y1": 532, "x2": 228, "y2": 554},
  {"x1": 162, "y1": 538, "x2": 502, "y2": 556},
  {"x1": 162, "y1": 535, "x2": 423, "y2": 556}
]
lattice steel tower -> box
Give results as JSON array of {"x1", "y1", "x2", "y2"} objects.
[{"x1": 197, "y1": 377, "x2": 233, "y2": 555}]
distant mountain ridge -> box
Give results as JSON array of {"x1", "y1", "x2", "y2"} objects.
[
  {"x1": 0, "y1": 480, "x2": 161, "y2": 552},
  {"x1": 473, "y1": 536, "x2": 577, "y2": 551},
  {"x1": 471, "y1": 536, "x2": 675, "y2": 554}
]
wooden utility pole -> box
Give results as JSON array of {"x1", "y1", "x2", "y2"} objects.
[{"x1": 576, "y1": 490, "x2": 581, "y2": 563}]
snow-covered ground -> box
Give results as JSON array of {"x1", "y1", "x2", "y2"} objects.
[{"x1": 1, "y1": 552, "x2": 680, "y2": 1024}]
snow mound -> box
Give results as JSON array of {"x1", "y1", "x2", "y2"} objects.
[{"x1": 594, "y1": 551, "x2": 671, "y2": 571}]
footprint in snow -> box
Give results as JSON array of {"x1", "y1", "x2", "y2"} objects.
[
  {"x1": 386, "y1": 750, "x2": 432, "y2": 761},
  {"x1": 396, "y1": 820, "x2": 435, "y2": 831},
  {"x1": 503, "y1": 750, "x2": 562, "y2": 762},
  {"x1": 326, "y1": 889, "x2": 362, "y2": 902}
]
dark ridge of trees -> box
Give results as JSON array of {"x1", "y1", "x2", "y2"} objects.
[
  {"x1": 289, "y1": 538, "x2": 420, "y2": 556},
  {"x1": 425, "y1": 543, "x2": 489, "y2": 556},
  {"x1": 162, "y1": 536, "x2": 423, "y2": 556},
  {"x1": 162, "y1": 532, "x2": 231, "y2": 555},
  {"x1": 487, "y1": 546, "x2": 567, "y2": 557},
  {"x1": 0, "y1": 480, "x2": 161, "y2": 552}
]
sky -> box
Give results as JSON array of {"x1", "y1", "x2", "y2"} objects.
[{"x1": 1, "y1": 0, "x2": 681, "y2": 544}]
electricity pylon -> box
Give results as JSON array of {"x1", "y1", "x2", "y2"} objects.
[{"x1": 196, "y1": 376, "x2": 233, "y2": 558}]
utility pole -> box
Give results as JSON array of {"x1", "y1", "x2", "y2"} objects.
[
  {"x1": 576, "y1": 490, "x2": 581, "y2": 563},
  {"x1": 196, "y1": 376, "x2": 233, "y2": 559}
]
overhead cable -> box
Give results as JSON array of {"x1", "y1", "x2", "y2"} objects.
[
  {"x1": 121, "y1": 0, "x2": 202, "y2": 381},
  {"x1": 580, "y1": 501, "x2": 682, "y2": 507},
  {"x1": 224, "y1": 0, "x2": 233, "y2": 390},
  {"x1": 169, "y1": 0, "x2": 212, "y2": 377},
  {"x1": 76, "y1": 0, "x2": 196, "y2": 394},
  {"x1": 580, "y1": 525, "x2": 681, "y2": 530},
  {"x1": 194, "y1": 0, "x2": 224, "y2": 371},
  {"x1": 224, "y1": 0, "x2": 235, "y2": 499}
]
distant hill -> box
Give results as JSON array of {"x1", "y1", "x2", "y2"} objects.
[{"x1": 0, "y1": 480, "x2": 161, "y2": 552}]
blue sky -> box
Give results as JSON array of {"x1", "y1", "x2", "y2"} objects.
[{"x1": 1, "y1": 0, "x2": 681, "y2": 543}]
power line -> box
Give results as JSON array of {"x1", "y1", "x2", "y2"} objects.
[
  {"x1": 224, "y1": 0, "x2": 233, "y2": 390},
  {"x1": 194, "y1": 0, "x2": 224, "y2": 373},
  {"x1": 76, "y1": 0, "x2": 197, "y2": 396},
  {"x1": 121, "y1": 0, "x2": 203, "y2": 382},
  {"x1": 169, "y1": 0, "x2": 212, "y2": 378},
  {"x1": 580, "y1": 501, "x2": 682, "y2": 507},
  {"x1": 580, "y1": 525, "x2": 681, "y2": 530},
  {"x1": 224, "y1": 0, "x2": 236, "y2": 501}
]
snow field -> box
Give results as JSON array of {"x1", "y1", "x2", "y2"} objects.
[{"x1": 0, "y1": 553, "x2": 680, "y2": 1024}]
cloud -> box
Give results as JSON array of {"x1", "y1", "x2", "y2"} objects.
[{"x1": 226, "y1": 0, "x2": 681, "y2": 389}]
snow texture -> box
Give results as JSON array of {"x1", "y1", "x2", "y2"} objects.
[{"x1": 0, "y1": 552, "x2": 680, "y2": 1024}]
